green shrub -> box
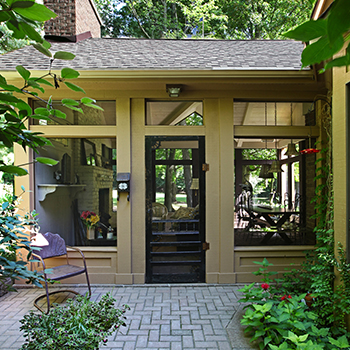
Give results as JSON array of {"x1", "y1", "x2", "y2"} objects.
[
  {"x1": 239, "y1": 259, "x2": 350, "y2": 350},
  {"x1": 19, "y1": 293, "x2": 129, "y2": 350}
]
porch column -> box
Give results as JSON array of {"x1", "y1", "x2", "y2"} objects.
[
  {"x1": 205, "y1": 98, "x2": 235, "y2": 283},
  {"x1": 218, "y1": 98, "x2": 235, "y2": 283},
  {"x1": 130, "y1": 98, "x2": 146, "y2": 283},
  {"x1": 116, "y1": 98, "x2": 132, "y2": 284}
]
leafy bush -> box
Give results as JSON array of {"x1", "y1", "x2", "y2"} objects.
[
  {"x1": 0, "y1": 193, "x2": 44, "y2": 292},
  {"x1": 239, "y1": 259, "x2": 350, "y2": 350},
  {"x1": 19, "y1": 293, "x2": 129, "y2": 349}
]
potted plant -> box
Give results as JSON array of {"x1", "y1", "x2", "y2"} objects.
[
  {"x1": 80, "y1": 211, "x2": 100, "y2": 239},
  {"x1": 19, "y1": 293, "x2": 129, "y2": 349}
]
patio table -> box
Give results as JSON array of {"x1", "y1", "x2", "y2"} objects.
[{"x1": 251, "y1": 205, "x2": 299, "y2": 244}]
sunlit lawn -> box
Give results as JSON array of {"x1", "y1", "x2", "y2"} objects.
[{"x1": 156, "y1": 192, "x2": 187, "y2": 209}]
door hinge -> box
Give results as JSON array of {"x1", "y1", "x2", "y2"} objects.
[
  {"x1": 202, "y1": 163, "x2": 209, "y2": 172},
  {"x1": 202, "y1": 242, "x2": 210, "y2": 251}
]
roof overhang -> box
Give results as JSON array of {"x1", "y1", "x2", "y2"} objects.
[{"x1": 0, "y1": 69, "x2": 314, "y2": 80}]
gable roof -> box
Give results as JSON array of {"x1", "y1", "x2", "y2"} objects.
[{"x1": 0, "y1": 38, "x2": 305, "y2": 72}]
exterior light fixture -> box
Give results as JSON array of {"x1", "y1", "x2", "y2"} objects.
[
  {"x1": 268, "y1": 103, "x2": 284, "y2": 173},
  {"x1": 190, "y1": 178, "x2": 199, "y2": 190},
  {"x1": 284, "y1": 103, "x2": 299, "y2": 157},
  {"x1": 166, "y1": 84, "x2": 182, "y2": 97}
]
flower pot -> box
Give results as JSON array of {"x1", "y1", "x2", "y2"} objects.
[{"x1": 87, "y1": 227, "x2": 95, "y2": 240}]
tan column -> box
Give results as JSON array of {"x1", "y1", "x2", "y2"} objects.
[
  {"x1": 14, "y1": 144, "x2": 32, "y2": 211},
  {"x1": 130, "y1": 99, "x2": 146, "y2": 283},
  {"x1": 204, "y1": 99, "x2": 220, "y2": 283},
  {"x1": 116, "y1": 98, "x2": 132, "y2": 284},
  {"x1": 218, "y1": 99, "x2": 235, "y2": 283},
  {"x1": 333, "y1": 66, "x2": 347, "y2": 257}
]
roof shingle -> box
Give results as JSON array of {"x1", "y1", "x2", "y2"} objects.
[{"x1": 0, "y1": 38, "x2": 304, "y2": 71}]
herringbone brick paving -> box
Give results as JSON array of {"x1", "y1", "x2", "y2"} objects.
[{"x1": 0, "y1": 284, "x2": 256, "y2": 350}]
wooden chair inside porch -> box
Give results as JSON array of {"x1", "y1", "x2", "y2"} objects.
[{"x1": 31, "y1": 232, "x2": 91, "y2": 313}]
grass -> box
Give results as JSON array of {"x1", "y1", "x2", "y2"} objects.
[{"x1": 156, "y1": 192, "x2": 187, "y2": 205}]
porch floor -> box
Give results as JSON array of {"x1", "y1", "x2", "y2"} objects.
[{"x1": 0, "y1": 283, "x2": 258, "y2": 349}]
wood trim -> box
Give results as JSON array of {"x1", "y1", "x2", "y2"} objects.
[
  {"x1": 30, "y1": 125, "x2": 117, "y2": 138},
  {"x1": 234, "y1": 125, "x2": 320, "y2": 138}
]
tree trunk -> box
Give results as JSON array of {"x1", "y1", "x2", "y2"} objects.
[
  {"x1": 183, "y1": 149, "x2": 192, "y2": 206},
  {"x1": 164, "y1": 149, "x2": 175, "y2": 211}
]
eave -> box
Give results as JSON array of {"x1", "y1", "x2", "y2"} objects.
[{"x1": 0, "y1": 69, "x2": 314, "y2": 80}]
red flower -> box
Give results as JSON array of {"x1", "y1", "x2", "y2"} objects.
[
  {"x1": 300, "y1": 148, "x2": 320, "y2": 154},
  {"x1": 261, "y1": 283, "x2": 270, "y2": 290},
  {"x1": 281, "y1": 294, "x2": 292, "y2": 301}
]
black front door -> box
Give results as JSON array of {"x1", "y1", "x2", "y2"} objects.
[{"x1": 145, "y1": 136, "x2": 206, "y2": 283}]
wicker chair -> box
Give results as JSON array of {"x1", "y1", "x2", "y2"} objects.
[{"x1": 152, "y1": 202, "x2": 168, "y2": 220}]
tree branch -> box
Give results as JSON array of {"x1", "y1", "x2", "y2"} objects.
[{"x1": 126, "y1": 0, "x2": 151, "y2": 38}]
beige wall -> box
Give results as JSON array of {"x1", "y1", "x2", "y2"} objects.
[{"x1": 11, "y1": 75, "x2": 324, "y2": 284}]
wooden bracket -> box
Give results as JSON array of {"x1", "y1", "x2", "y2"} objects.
[{"x1": 202, "y1": 163, "x2": 209, "y2": 172}]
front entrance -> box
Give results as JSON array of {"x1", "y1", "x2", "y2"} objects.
[{"x1": 145, "y1": 136, "x2": 206, "y2": 283}]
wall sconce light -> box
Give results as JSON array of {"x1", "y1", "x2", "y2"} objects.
[
  {"x1": 116, "y1": 172, "x2": 130, "y2": 201},
  {"x1": 166, "y1": 84, "x2": 182, "y2": 97}
]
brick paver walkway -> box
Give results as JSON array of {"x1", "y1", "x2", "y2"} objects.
[{"x1": 0, "y1": 284, "x2": 256, "y2": 350}]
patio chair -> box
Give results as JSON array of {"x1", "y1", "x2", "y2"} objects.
[{"x1": 31, "y1": 232, "x2": 91, "y2": 313}]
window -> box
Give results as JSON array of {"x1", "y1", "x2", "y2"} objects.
[
  {"x1": 146, "y1": 101, "x2": 203, "y2": 125},
  {"x1": 34, "y1": 138, "x2": 117, "y2": 247}
]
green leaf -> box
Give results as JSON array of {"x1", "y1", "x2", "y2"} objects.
[
  {"x1": 7, "y1": 20, "x2": 26, "y2": 39},
  {"x1": 0, "y1": 74, "x2": 6, "y2": 85},
  {"x1": 16, "y1": 65, "x2": 30, "y2": 81},
  {"x1": 61, "y1": 98, "x2": 79, "y2": 106},
  {"x1": 0, "y1": 93, "x2": 20, "y2": 103},
  {"x1": 14, "y1": 3, "x2": 57, "y2": 22},
  {"x1": 84, "y1": 103, "x2": 104, "y2": 111},
  {"x1": 27, "y1": 80, "x2": 44, "y2": 93},
  {"x1": 34, "y1": 108, "x2": 50, "y2": 116},
  {"x1": 10, "y1": 1, "x2": 35, "y2": 9},
  {"x1": 19, "y1": 22, "x2": 43, "y2": 43},
  {"x1": 299, "y1": 334, "x2": 308, "y2": 342},
  {"x1": 65, "y1": 105, "x2": 83, "y2": 114},
  {"x1": 42, "y1": 40, "x2": 51, "y2": 50},
  {"x1": 64, "y1": 82, "x2": 85, "y2": 93},
  {"x1": 50, "y1": 109, "x2": 66, "y2": 119},
  {"x1": 283, "y1": 19, "x2": 327, "y2": 41},
  {"x1": 15, "y1": 101, "x2": 32, "y2": 115},
  {"x1": 5, "y1": 113, "x2": 20, "y2": 122},
  {"x1": 0, "y1": 133, "x2": 13, "y2": 148},
  {"x1": 28, "y1": 77, "x2": 54, "y2": 87},
  {"x1": 0, "y1": 12, "x2": 11, "y2": 22},
  {"x1": 36, "y1": 157, "x2": 58, "y2": 166},
  {"x1": 81, "y1": 97, "x2": 95, "y2": 104},
  {"x1": 61, "y1": 67, "x2": 80, "y2": 79},
  {"x1": 0, "y1": 165, "x2": 28, "y2": 176},
  {"x1": 53, "y1": 51, "x2": 75, "y2": 60},
  {"x1": 324, "y1": 55, "x2": 350, "y2": 71},
  {"x1": 32, "y1": 43, "x2": 52, "y2": 57},
  {"x1": 301, "y1": 35, "x2": 344, "y2": 67},
  {"x1": 327, "y1": 0, "x2": 350, "y2": 45},
  {"x1": 0, "y1": 82, "x2": 23, "y2": 93}
]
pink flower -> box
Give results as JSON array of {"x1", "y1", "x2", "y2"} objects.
[
  {"x1": 281, "y1": 294, "x2": 292, "y2": 301},
  {"x1": 261, "y1": 283, "x2": 270, "y2": 290}
]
